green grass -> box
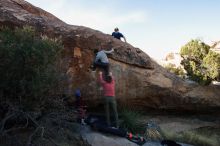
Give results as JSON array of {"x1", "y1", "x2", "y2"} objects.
[{"x1": 119, "y1": 107, "x2": 145, "y2": 134}]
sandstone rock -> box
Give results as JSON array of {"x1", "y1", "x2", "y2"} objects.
[{"x1": 0, "y1": 0, "x2": 219, "y2": 112}]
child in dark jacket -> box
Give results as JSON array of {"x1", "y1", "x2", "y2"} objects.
[{"x1": 75, "y1": 89, "x2": 86, "y2": 125}]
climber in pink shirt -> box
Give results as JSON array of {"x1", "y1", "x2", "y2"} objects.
[{"x1": 98, "y1": 71, "x2": 119, "y2": 128}]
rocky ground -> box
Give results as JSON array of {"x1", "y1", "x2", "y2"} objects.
[
  {"x1": 80, "y1": 126, "x2": 192, "y2": 146},
  {"x1": 79, "y1": 113, "x2": 220, "y2": 146},
  {"x1": 0, "y1": 107, "x2": 89, "y2": 146},
  {"x1": 1, "y1": 100, "x2": 219, "y2": 146}
]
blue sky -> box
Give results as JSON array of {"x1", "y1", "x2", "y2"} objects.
[{"x1": 26, "y1": 0, "x2": 220, "y2": 60}]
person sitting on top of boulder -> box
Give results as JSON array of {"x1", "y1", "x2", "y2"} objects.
[{"x1": 112, "y1": 27, "x2": 127, "y2": 43}]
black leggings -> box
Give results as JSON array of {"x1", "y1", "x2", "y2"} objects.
[{"x1": 93, "y1": 61, "x2": 109, "y2": 76}]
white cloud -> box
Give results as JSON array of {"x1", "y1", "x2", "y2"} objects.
[
  {"x1": 62, "y1": 9, "x2": 147, "y2": 30},
  {"x1": 26, "y1": 0, "x2": 148, "y2": 32}
]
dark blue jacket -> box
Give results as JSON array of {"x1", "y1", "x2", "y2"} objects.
[{"x1": 112, "y1": 32, "x2": 124, "y2": 40}]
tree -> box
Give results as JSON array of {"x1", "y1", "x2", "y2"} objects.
[
  {"x1": 203, "y1": 51, "x2": 220, "y2": 81},
  {"x1": 165, "y1": 63, "x2": 186, "y2": 78},
  {"x1": 180, "y1": 40, "x2": 210, "y2": 60},
  {"x1": 180, "y1": 39, "x2": 220, "y2": 85},
  {"x1": 0, "y1": 26, "x2": 63, "y2": 108}
]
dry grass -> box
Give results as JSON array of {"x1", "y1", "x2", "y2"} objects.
[{"x1": 161, "y1": 129, "x2": 219, "y2": 146}]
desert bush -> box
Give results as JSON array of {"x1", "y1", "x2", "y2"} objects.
[
  {"x1": 119, "y1": 106, "x2": 145, "y2": 133},
  {"x1": 0, "y1": 26, "x2": 63, "y2": 109},
  {"x1": 203, "y1": 51, "x2": 220, "y2": 81},
  {"x1": 165, "y1": 63, "x2": 186, "y2": 78},
  {"x1": 180, "y1": 39, "x2": 220, "y2": 85}
]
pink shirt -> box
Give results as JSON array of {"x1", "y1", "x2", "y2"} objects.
[{"x1": 98, "y1": 74, "x2": 115, "y2": 97}]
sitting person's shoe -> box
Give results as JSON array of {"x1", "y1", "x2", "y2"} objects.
[
  {"x1": 81, "y1": 118, "x2": 86, "y2": 125},
  {"x1": 111, "y1": 126, "x2": 118, "y2": 129},
  {"x1": 90, "y1": 65, "x2": 96, "y2": 71}
]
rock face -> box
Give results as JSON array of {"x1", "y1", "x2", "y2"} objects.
[
  {"x1": 0, "y1": 0, "x2": 220, "y2": 112},
  {"x1": 164, "y1": 52, "x2": 182, "y2": 67}
]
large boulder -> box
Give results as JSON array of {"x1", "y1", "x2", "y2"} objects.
[{"x1": 0, "y1": 0, "x2": 219, "y2": 112}]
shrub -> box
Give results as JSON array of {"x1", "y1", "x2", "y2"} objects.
[
  {"x1": 119, "y1": 106, "x2": 145, "y2": 133},
  {"x1": 0, "y1": 26, "x2": 63, "y2": 108},
  {"x1": 203, "y1": 51, "x2": 220, "y2": 81},
  {"x1": 180, "y1": 39, "x2": 220, "y2": 85},
  {"x1": 165, "y1": 63, "x2": 186, "y2": 78}
]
